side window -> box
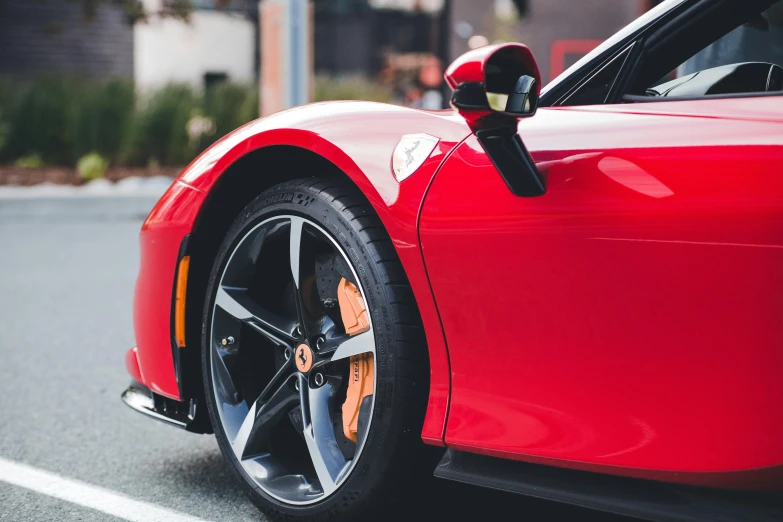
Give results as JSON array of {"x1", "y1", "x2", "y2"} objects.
[
  {"x1": 678, "y1": 22, "x2": 783, "y2": 77},
  {"x1": 627, "y1": 0, "x2": 783, "y2": 101},
  {"x1": 559, "y1": 46, "x2": 632, "y2": 106}
]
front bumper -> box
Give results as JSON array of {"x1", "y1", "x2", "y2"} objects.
[{"x1": 132, "y1": 180, "x2": 206, "y2": 400}]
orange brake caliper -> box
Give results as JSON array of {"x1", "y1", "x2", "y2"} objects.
[{"x1": 338, "y1": 278, "x2": 374, "y2": 443}]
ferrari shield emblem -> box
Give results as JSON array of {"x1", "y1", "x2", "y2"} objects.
[{"x1": 392, "y1": 134, "x2": 440, "y2": 182}]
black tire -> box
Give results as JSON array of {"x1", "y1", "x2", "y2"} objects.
[{"x1": 201, "y1": 178, "x2": 432, "y2": 521}]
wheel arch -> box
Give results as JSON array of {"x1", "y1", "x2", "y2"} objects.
[{"x1": 180, "y1": 145, "x2": 358, "y2": 403}]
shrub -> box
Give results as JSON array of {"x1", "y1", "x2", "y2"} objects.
[
  {"x1": 73, "y1": 78, "x2": 135, "y2": 162},
  {"x1": 0, "y1": 79, "x2": 17, "y2": 156},
  {"x1": 1, "y1": 77, "x2": 135, "y2": 166},
  {"x1": 76, "y1": 152, "x2": 109, "y2": 181},
  {"x1": 2, "y1": 76, "x2": 79, "y2": 165},
  {"x1": 314, "y1": 75, "x2": 394, "y2": 103},
  {"x1": 127, "y1": 84, "x2": 198, "y2": 166},
  {"x1": 0, "y1": 108, "x2": 8, "y2": 157},
  {"x1": 203, "y1": 82, "x2": 258, "y2": 144},
  {"x1": 14, "y1": 153, "x2": 46, "y2": 168},
  {"x1": 185, "y1": 112, "x2": 215, "y2": 151}
]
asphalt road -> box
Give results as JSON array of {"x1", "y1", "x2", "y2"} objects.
[{"x1": 0, "y1": 195, "x2": 628, "y2": 522}]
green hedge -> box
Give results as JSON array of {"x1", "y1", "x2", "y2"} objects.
[
  {"x1": 0, "y1": 77, "x2": 137, "y2": 165},
  {"x1": 127, "y1": 84, "x2": 198, "y2": 166},
  {"x1": 0, "y1": 79, "x2": 17, "y2": 155},
  {"x1": 0, "y1": 74, "x2": 391, "y2": 167},
  {"x1": 0, "y1": 77, "x2": 260, "y2": 167}
]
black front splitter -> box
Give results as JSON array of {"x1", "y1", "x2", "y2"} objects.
[{"x1": 121, "y1": 380, "x2": 210, "y2": 434}]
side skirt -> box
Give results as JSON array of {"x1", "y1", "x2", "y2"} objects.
[{"x1": 434, "y1": 449, "x2": 783, "y2": 522}]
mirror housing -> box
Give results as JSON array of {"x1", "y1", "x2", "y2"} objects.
[
  {"x1": 445, "y1": 43, "x2": 546, "y2": 198},
  {"x1": 445, "y1": 43, "x2": 541, "y2": 131}
]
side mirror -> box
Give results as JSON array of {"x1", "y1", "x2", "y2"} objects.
[
  {"x1": 445, "y1": 43, "x2": 541, "y2": 130},
  {"x1": 444, "y1": 43, "x2": 546, "y2": 197}
]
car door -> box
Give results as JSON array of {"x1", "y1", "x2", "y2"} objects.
[{"x1": 418, "y1": 95, "x2": 783, "y2": 476}]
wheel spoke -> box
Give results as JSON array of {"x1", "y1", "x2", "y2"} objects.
[
  {"x1": 220, "y1": 227, "x2": 267, "y2": 287},
  {"x1": 302, "y1": 381, "x2": 348, "y2": 496},
  {"x1": 289, "y1": 216, "x2": 304, "y2": 289},
  {"x1": 212, "y1": 344, "x2": 241, "y2": 405},
  {"x1": 243, "y1": 384, "x2": 299, "y2": 459},
  {"x1": 289, "y1": 216, "x2": 321, "y2": 341},
  {"x1": 231, "y1": 401, "x2": 257, "y2": 458},
  {"x1": 258, "y1": 357, "x2": 295, "y2": 406},
  {"x1": 329, "y1": 329, "x2": 375, "y2": 362},
  {"x1": 232, "y1": 360, "x2": 298, "y2": 459},
  {"x1": 216, "y1": 286, "x2": 297, "y2": 345},
  {"x1": 315, "y1": 331, "x2": 349, "y2": 355},
  {"x1": 211, "y1": 306, "x2": 243, "y2": 404},
  {"x1": 289, "y1": 216, "x2": 312, "y2": 340}
]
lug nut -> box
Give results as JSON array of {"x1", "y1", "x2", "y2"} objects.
[
  {"x1": 314, "y1": 373, "x2": 325, "y2": 387},
  {"x1": 294, "y1": 379, "x2": 300, "y2": 391},
  {"x1": 316, "y1": 336, "x2": 325, "y2": 350},
  {"x1": 221, "y1": 336, "x2": 235, "y2": 346},
  {"x1": 284, "y1": 348, "x2": 291, "y2": 360}
]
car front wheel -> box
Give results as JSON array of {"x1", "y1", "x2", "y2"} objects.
[{"x1": 202, "y1": 178, "x2": 432, "y2": 521}]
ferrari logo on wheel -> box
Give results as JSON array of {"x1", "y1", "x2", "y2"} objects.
[{"x1": 295, "y1": 343, "x2": 313, "y2": 373}]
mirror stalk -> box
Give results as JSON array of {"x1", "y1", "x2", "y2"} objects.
[{"x1": 476, "y1": 125, "x2": 546, "y2": 197}]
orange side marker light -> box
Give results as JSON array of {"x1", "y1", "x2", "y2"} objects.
[{"x1": 174, "y1": 256, "x2": 190, "y2": 348}]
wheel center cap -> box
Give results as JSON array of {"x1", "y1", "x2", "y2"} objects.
[{"x1": 295, "y1": 343, "x2": 313, "y2": 373}]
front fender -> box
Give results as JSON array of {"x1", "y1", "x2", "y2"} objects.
[
  {"x1": 143, "y1": 101, "x2": 470, "y2": 444},
  {"x1": 180, "y1": 101, "x2": 469, "y2": 204}
]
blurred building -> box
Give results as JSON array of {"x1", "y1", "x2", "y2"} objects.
[
  {"x1": 450, "y1": 0, "x2": 655, "y2": 83},
  {"x1": 0, "y1": 0, "x2": 134, "y2": 80},
  {"x1": 0, "y1": 0, "x2": 256, "y2": 92},
  {"x1": 314, "y1": 0, "x2": 449, "y2": 108},
  {"x1": 314, "y1": 0, "x2": 447, "y2": 75},
  {"x1": 135, "y1": 0, "x2": 256, "y2": 91},
  {"x1": 1, "y1": 0, "x2": 662, "y2": 94}
]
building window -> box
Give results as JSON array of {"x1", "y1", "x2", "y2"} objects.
[
  {"x1": 204, "y1": 72, "x2": 228, "y2": 91},
  {"x1": 512, "y1": 0, "x2": 529, "y2": 17}
]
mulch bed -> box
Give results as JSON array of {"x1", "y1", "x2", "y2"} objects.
[{"x1": 0, "y1": 166, "x2": 184, "y2": 186}]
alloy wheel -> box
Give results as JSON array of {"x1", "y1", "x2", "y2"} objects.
[{"x1": 209, "y1": 215, "x2": 376, "y2": 505}]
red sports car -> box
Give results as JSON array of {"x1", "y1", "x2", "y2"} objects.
[{"x1": 123, "y1": 0, "x2": 783, "y2": 519}]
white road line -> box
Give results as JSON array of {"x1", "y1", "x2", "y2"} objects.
[{"x1": 0, "y1": 457, "x2": 212, "y2": 522}]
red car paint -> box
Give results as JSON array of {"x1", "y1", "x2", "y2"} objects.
[
  {"x1": 419, "y1": 97, "x2": 783, "y2": 488},
  {"x1": 130, "y1": 101, "x2": 471, "y2": 443}
]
